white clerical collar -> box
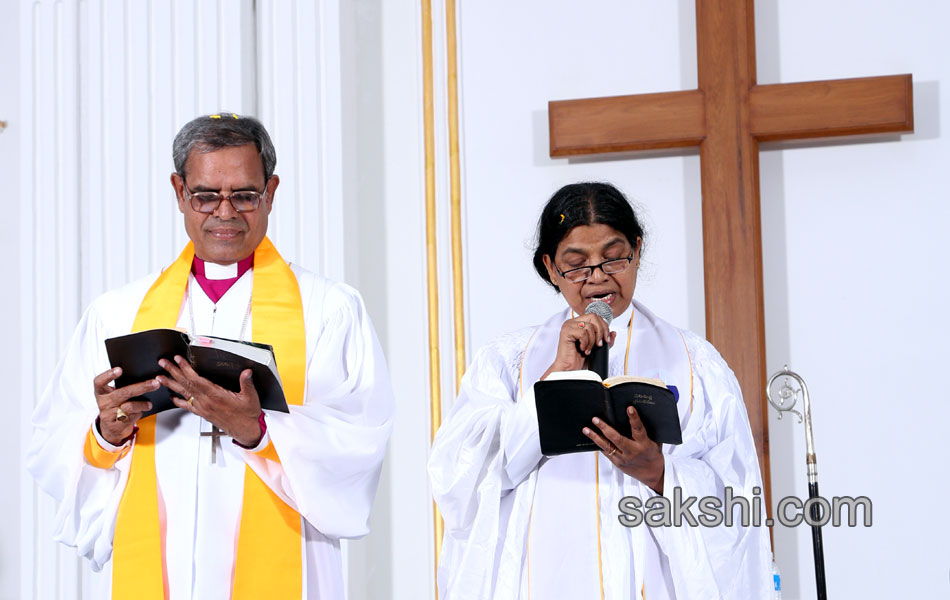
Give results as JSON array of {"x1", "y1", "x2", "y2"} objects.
[
  {"x1": 611, "y1": 301, "x2": 635, "y2": 332},
  {"x1": 203, "y1": 261, "x2": 239, "y2": 280}
]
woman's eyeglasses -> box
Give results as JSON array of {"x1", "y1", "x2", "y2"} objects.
[{"x1": 555, "y1": 256, "x2": 635, "y2": 283}]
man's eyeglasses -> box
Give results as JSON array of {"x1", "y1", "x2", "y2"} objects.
[
  {"x1": 555, "y1": 256, "x2": 635, "y2": 283},
  {"x1": 184, "y1": 180, "x2": 270, "y2": 214}
]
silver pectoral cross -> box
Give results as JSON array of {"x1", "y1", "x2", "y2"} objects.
[{"x1": 199, "y1": 425, "x2": 228, "y2": 464}]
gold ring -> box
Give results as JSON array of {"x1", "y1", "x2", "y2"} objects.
[
  {"x1": 606, "y1": 446, "x2": 618, "y2": 457},
  {"x1": 188, "y1": 396, "x2": 195, "y2": 408},
  {"x1": 116, "y1": 407, "x2": 128, "y2": 422}
]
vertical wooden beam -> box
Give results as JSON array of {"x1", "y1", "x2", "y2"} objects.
[{"x1": 696, "y1": 0, "x2": 771, "y2": 507}]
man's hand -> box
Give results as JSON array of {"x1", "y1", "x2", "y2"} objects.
[
  {"x1": 157, "y1": 356, "x2": 263, "y2": 447},
  {"x1": 94, "y1": 368, "x2": 158, "y2": 446},
  {"x1": 583, "y1": 407, "x2": 665, "y2": 494}
]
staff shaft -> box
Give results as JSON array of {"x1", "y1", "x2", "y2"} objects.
[{"x1": 808, "y1": 480, "x2": 827, "y2": 600}]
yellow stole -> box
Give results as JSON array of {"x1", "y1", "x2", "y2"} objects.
[{"x1": 112, "y1": 236, "x2": 305, "y2": 599}]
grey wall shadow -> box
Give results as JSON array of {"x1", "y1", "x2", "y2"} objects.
[
  {"x1": 340, "y1": 1, "x2": 393, "y2": 598},
  {"x1": 910, "y1": 80, "x2": 940, "y2": 141},
  {"x1": 750, "y1": 0, "x2": 801, "y2": 595}
]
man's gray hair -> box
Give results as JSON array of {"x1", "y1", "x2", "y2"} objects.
[{"x1": 172, "y1": 112, "x2": 277, "y2": 180}]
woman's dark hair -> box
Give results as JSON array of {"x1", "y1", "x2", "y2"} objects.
[{"x1": 532, "y1": 182, "x2": 645, "y2": 290}]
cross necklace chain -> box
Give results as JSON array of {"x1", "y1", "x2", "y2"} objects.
[{"x1": 187, "y1": 275, "x2": 253, "y2": 464}]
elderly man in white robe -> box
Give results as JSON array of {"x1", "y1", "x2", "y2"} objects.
[
  {"x1": 429, "y1": 182, "x2": 772, "y2": 599},
  {"x1": 28, "y1": 113, "x2": 393, "y2": 600}
]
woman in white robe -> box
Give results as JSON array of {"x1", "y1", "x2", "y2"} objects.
[{"x1": 429, "y1": 182, "x2": 772, "y2": 599}]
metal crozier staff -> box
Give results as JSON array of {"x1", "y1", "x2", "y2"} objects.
[{"x1": 768, "y1": 365, "x2": 828, "y2": 600}]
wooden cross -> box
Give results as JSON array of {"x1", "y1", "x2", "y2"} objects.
[
  {"x1": 548, "y1": 0, "x2": 913, "y2": 506},
  {"x1": 200, "y1": 425, "x2": 227, "y2": 464}
]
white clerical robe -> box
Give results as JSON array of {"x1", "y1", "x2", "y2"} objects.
[
  {"x1": 28, "y1": 263, "x2": 394, "y2": 599},
  {"x1": 428, "y1": 301, "x2": 772, "y2": 599}
]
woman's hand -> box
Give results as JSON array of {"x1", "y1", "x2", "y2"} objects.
[
  {"x1": 583, "y1": 406, "x2": 665, "y2": 493},
  {"x1": 542, "y1": 313, "x2": 617, "y2": 379}
]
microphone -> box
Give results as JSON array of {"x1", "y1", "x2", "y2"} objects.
[{"x1": 584, "y1": 300, "x2": 613, "y2": 379}]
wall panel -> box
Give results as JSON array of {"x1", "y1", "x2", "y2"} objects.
[
  {"x1": 18, "y1": 0, "x2": 344, "y2": 596},
  {"x1": 0, "y1": 1, "x2": 22, "y2": 596}
]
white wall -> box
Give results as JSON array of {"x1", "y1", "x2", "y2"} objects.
[
  {"x1": 446, "y1": 0, "x2": 950, "y2": 598},
  {"x1": 0, "y1": 1, "x2": 21, "y2": 597},
  {"x1": 14, "y1": 0, "x2": 353, "y2": 597},
  {"x1": 758, "y1": 1, "x2": 950, "y2": 598},
  {"x1": 10, "y1": 0, "x2": 949, "y2": 598}
]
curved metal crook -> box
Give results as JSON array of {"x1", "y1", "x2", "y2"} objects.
[
  {"x1": 767, "y1": 365, "x2": 803, "y2": 423},
  {"x1": 767, "y1": 365, "x2": 818, "y2": 484}
]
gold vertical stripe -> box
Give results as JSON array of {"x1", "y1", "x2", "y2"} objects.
[
  {"x1": 623, "y1": 310, "x2": 635, "y2": 374},
  {"x1": 422, "y1": 0, "x2": 439, "y2": 444},
  {"x1": 421, "y1": 0, "x2": 444, "y2": 597},
  {"x1": 595, "y1": 454, "x2": 606, "y2": 600},
  {"x1": 445, "y1": 0, "x2": 466, "y2": 391}
]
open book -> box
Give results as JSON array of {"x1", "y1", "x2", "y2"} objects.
[
  {"x1": 105, "y1": 329, "x2": 288, "y2": 417},
  {"x1": 533, "y1": 370, "x2": 682, "y2": 456}
]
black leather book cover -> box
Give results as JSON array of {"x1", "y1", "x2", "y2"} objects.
[
  {"x1": 105, "y1": 329, "x2": 189, "y2": 416},
  {"x1": 534, "y1": 379, "x2": 681, "y2": 456},
  {"x1": 187, "y1": 345, "x2": 287, "y2": 412},
  {"x1": 105, "y1": 329, "x2": 289, "y2": 417},
  {"x1": 534, "y1": 379, "x2": 608, "y2": 455},
  {"x1": 608, "y1": 383, "x2": 682, "y2": 445}
]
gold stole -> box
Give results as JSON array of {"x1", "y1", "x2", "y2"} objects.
[{"x1": 112, "y1": 236, "x2": 306, "y2": 599}]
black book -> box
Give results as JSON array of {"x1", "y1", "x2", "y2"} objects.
[
  {"x1": 104, "y1": 329, "x2": 289, "y2": 418},
  {"x1": 534, "y1": 371, "x2": 682, "y2": 456}
]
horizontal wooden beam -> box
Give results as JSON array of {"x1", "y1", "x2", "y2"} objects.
[
  {"x1": 749, "y1": 74, "x2": 914, "y2": 142},
  {"x1": 549, "y1": 89, "x2": 705, "y2": 156}
]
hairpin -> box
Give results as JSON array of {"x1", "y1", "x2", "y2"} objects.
[
  {"x1": 209, "y1": 113, "x2": 239, "y2": 120},
  {"x1": 559, "y1": 213, "x2": 565, "y2": 224}
]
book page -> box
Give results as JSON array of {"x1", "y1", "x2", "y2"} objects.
[
  {"x1": 603, "y1": 375, "x2": 666, "y2": 388},
  {"x1": 542, "y1": 369, "x2": 604, "y2": 383},
  {"x1": 188, "y1": 335, "x2": 275, "y2": 366}
]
